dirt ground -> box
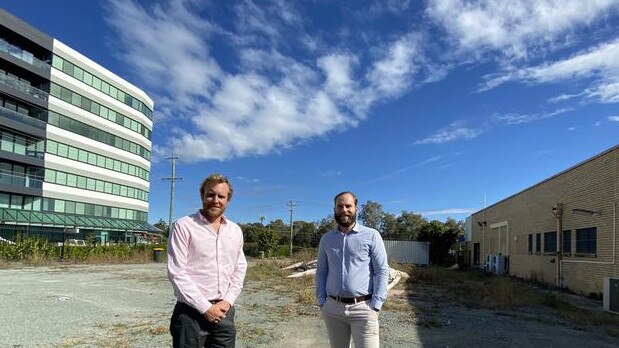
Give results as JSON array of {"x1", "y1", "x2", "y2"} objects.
[{"x1": 0, "y1": 262, "x2": 617, "y2": 347}]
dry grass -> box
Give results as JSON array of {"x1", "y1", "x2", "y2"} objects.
[{"x1": 391, "y1": 263, "x2": 619, "y2": 337}]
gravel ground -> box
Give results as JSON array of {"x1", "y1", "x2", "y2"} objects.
[{"x1": 0, "y1": 262, "x2": 617, "y2": 347}]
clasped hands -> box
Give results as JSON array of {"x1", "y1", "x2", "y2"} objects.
[{"x1": 204, "y1": 300, "x2": 230, "y2": 324}]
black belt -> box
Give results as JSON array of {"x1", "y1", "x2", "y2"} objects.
[{"x1": 329, "y1": 294, "x2": 372, "y2": 304}]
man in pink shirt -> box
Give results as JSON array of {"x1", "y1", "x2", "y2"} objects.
[{"x1": 167, "y1": 174, "x2": 247, "y2": 348}]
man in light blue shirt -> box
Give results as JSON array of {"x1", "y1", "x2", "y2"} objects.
[{"x1": 316, "y1": 191, "x2": 389, "y2": 348}]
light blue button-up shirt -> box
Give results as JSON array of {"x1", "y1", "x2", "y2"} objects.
[{"x1": 315, "y1": 223, "x2": 389, "y2": 310}]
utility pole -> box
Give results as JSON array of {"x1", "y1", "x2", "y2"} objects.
[
  {"x1": 286, "y1": 200, "x2": 298, "y2": 256},
  {"x1": 162, "y1": 155, "x2": 182, "y2": 236}
]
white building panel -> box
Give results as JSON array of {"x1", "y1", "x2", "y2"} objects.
[{"x1": 43, "y1": 182, "x2": 148, "y2": 211}]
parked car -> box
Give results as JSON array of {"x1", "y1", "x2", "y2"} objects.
[{"x1": 65, "y1": 239, "x2": 86, "y2": 246}]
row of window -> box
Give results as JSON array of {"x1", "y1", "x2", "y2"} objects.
[
  {"x1": 50, "y1": 83, "x2": 151, "y2": 140},
  {"x1": 0, "y1": 69, "x2": 48, "y2": 101},
  {"x1": 0, "y1": 192, "x2": 147, "y2": 221},
  {"x1": 47, "y1": 140, "x2": 149, "y2": 181},
  {"x1": 45, "y1": 168, "x2": 148, "y2": 202},
  {"x1": 52, "y1": 55, "x2": 152, "y2": 120},
  {"x1": 0, "y1": 127, "x2": 45, "y2": 159},
  {"x1": 527, "y1": 227, "x2": 597, "y2": 255},
  {"x1": 48, "y1": 111, "x2": 151, "y2": 161}
]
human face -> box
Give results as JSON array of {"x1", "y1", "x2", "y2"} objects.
[
  {"x1": 201, "y1": 182, "x2": 230, "y2": 221},
  {"x1": 334, "y1": 193, "x2": 357, "y2": 229}
]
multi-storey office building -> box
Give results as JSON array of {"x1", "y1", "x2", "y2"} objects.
[{"x1": 0, "y1": 9, "x2": 155, "y2": 244}]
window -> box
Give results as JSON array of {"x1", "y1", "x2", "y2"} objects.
[
  {"x1": 528, "y1": 234, "x2": 533, "y2": 253},
  {"x1": 563, "y1": 230, "x2": 571, "y2": 255},
  {"x1": 576, "y1": 227, "x2": 597, "y2": 255},
  {"x1": 544, "y1": 232, "x2": 556, "y2": 253},
  {"x1": 535, "y1": 233, "x2": 541, "y2": 253}
]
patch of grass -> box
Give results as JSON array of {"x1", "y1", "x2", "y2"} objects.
[
  {"x1": 383, "y1": 296, "x2": 415, "y2": 313},
  {"x1": 57, "y1": 338, "x2": 86, "y2": 348},
  {"x1": 149, "y1": 326, "x2": 168, "y2": 335}
]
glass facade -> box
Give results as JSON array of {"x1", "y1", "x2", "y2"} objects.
[
  {"x1": 44, "y1": 168, "x2": 148, "y2": 201},
  {"x1": 47, "y1": 111, "x2": 151, "y2": 160},
  {"x1": 50, "y1": 82, "x2": 151, "y2": 140},
  {"x1": 52, "y1": 55, "x2": 153, "y2": 120},
  {"x1": 46, "y1": 139, "x2": 149, "y2": 181}
]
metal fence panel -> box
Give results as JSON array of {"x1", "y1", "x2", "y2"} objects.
[{"x1": 384, "y1": 240, "x2": 430, "y2": 265}]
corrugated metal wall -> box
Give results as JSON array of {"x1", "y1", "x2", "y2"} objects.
[{"x1": 384, "y1": 240, "x2": 430, "y2": 265}]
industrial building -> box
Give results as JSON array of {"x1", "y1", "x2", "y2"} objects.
[{"x1": 468, "y1": 145, "x2": 618, "y2": 297}]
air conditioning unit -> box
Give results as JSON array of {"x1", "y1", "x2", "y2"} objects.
[{"x1": 604, "y1": 277, "x2": 619, "y2": 314}]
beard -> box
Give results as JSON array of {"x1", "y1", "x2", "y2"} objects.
[
  {"x1": 335, "y1": 212, "x2": 356, "y2": 229},
  {"x1": 201, "y1": 204, "x2": 225, "y2": 220}
]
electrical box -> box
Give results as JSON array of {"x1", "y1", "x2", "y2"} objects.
[{"x1": 603, "y1": 277, "x2": 619, "y2": 314}]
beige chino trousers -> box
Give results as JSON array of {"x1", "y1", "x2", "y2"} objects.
[{"x1": 321, "y1": 297, "x2": 380, "y2": 348}]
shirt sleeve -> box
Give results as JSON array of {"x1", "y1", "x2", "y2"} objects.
[
  {"x1": 315, "y1": 235, "x2": 328, "y2": 306},
  {"x1": 222, "y1": 225, "x2": 247, "y2": 305},
  {"x1": 167, "y1": 220, "x2": 211, "y2": 314},
  {"x1": 370, "y1": 230, "x2": 389, "y2": 310}
]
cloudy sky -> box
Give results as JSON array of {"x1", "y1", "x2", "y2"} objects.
[{"x1": 3, "y1": 0, "x2": 618, "y2": 225}]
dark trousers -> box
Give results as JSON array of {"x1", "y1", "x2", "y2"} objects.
[{"x1": 170, "y1": 301, "x2": 236, "y2": 348}]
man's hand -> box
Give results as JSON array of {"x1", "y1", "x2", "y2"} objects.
[{"x1": 204, "y1": 301, "x2": 231, "y2": 324}]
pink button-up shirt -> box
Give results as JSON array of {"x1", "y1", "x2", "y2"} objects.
[{"x1": 167, "y1": 211, "x2": 247, "y2": 314}]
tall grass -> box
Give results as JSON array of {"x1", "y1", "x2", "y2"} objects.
[{"x1": 0, "y1": 237, "x2": 165, "y2": 265}]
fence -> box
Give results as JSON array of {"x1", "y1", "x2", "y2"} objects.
[{"x1": 384, "y1": 240, "x2": 430, "y2": 265}]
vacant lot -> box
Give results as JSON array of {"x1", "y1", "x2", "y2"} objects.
[{"x1": 0, "y1": 261, "x2": 618, "y2": 347}]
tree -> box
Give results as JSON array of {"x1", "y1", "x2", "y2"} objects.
[
  {"x1": 359, "y1": 200, "x2": 384, "y2": 231},
  {"x1": 418, "y1": 220, "x2": 461, "y2": 265},
  {"x1": 238, "y1": 222, "x2": 262, "y2": 244},
  {"x1": 257, "y1": 226, "x2": 279, "y2": 256},
  {"x1": 293, "y1": 221, "x2": 316, "y2": 248},
  {"x1": 312, "y1": 215, "x2": 337, "y2": 247},
  {"x1": 382, "y1": 213, "x2": 398, "y2": 239},
  {"x1": 395, "y1": 211, "x2": 426, "y2": 240},
  {"x1": 153, "y1": 218, "x2": 169, "y2": 237}
]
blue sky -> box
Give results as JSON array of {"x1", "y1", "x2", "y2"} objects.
[{"x1": 2, "y1": 0, "x2": 618, "y2": 226}]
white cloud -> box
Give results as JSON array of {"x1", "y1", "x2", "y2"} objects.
[
  {"x1": 493, "y1": 107, "x2": 573, "y2": 125},
  {"x1": 609, "y1": 116, "x2": 619, "y2": 122},
  {"x1": 320, "y1": 170, "x2": 342, "y2": 177},
  {"x1": 480, "y1": 38, "x2": 619, "y2": 103},
  {"x1": 418, "y1": 208, "x2": 477, "y2": 216},
  {"x1": 427, "y1": 0, "x2": 618, "y2": 59},
  {"x1": 106, "y1": 0, "x2": 433, "y2": 162},
  {"x1": 414, "y1": 121, "x2": 484, "y2": 145},
  {"x1": 367, "y1": 34, "x2": 422, "y2": 98}
]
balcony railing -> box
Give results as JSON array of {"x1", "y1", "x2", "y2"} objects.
[
  {"x1": 0, "y1": 170, "x2": 43, "y2": 189},
  {"x1": 0, "y1": 105, "x2": 47, "y2": 129},
  {"x1": 0, "y1": 37, "x2": 50, "y2": 71},
  {"x1": 0, "y1": 73, "x2": 49, "y2": 101}
]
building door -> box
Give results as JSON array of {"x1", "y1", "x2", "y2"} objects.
[{"x1": 473, "y1": 243, "x2": 480, "y2": 266}]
